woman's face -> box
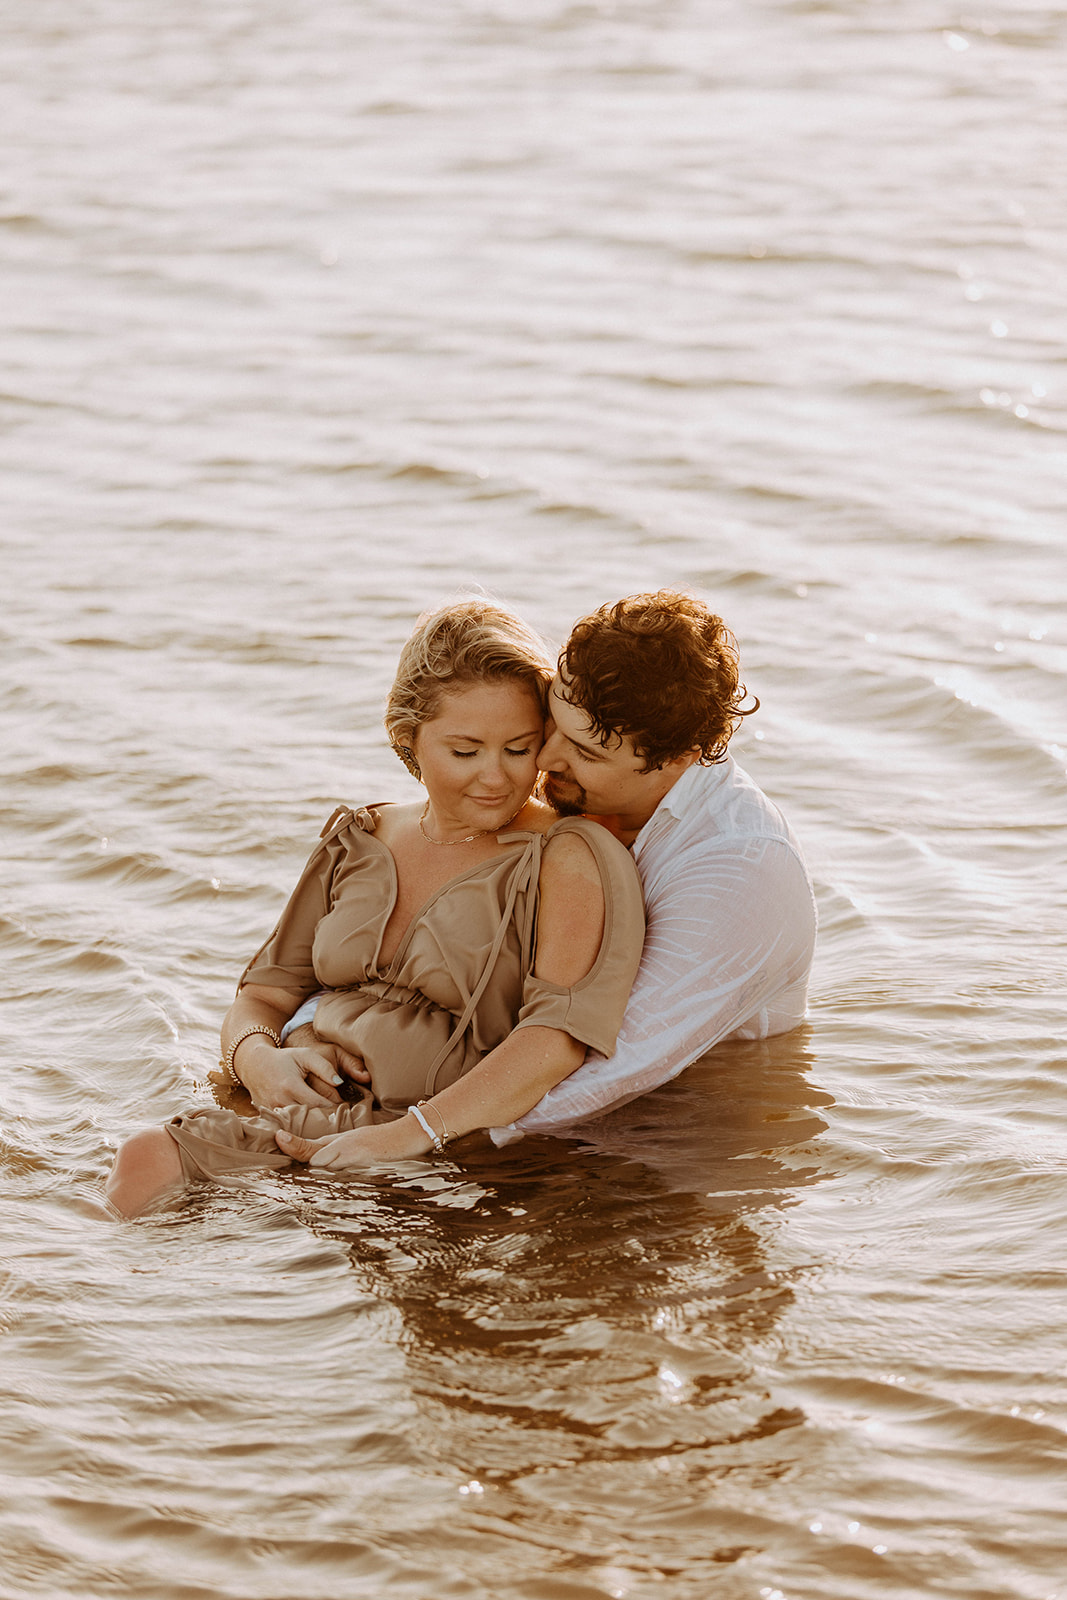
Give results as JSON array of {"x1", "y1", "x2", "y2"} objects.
[{"x1": 411, "y1": 678, "x2": 545, "y2": 838}]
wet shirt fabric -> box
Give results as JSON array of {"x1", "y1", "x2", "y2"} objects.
[
  {"x1": 503, "y1": 758, "x2": 817, "y2": 1137},
  {"x1": 165, "y1": 805, "x2": 646, "y2": 1181}
]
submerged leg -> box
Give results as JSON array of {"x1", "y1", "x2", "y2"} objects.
[
  {"x1": 106, "y1": 1099, "x2": 380, "y2": 1217},
  {"x1": 105, "y1": 1127, "x2": 187, "y2": 1218}
]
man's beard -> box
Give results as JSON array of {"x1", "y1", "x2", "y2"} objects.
[{"x1": 543, "y1": 773, "x2": 587, "y2": 817}]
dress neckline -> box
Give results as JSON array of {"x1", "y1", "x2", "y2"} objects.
[{"x1": 354, "y1": 820, "x2": 538, "y2": 978}]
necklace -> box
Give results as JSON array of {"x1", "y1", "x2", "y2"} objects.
[{"x1": 418, "y1": 799, "x2": 516, "y2": 847}]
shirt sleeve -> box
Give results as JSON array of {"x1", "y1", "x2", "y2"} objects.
[{"x1": 505, "y1": 833, "x2": 816, "y2": 1134}]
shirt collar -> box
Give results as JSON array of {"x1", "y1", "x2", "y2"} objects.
[{"x1": 633, "y1": 756, "x2": 733, "y2": 849}]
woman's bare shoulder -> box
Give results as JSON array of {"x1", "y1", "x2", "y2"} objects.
[
  {"x1": 369, "y1": 800, "x2": 420, "y2": 845},
  {"x1": 539, "y1": 825, "x2": 603, "y2": 887}
]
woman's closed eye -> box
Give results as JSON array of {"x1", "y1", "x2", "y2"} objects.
[{"x1": 451, "y1": 747, "x2": 532, "y2": 759}]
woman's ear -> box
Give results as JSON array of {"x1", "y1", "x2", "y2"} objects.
[{"x1": 392, "y1": 731, "x2": 422, "y2": 782}]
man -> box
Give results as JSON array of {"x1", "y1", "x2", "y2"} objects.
[{"x1": 497, "y1": 589, "x2": 816, "y2": 1137}]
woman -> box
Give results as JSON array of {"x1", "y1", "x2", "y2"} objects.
[{"x1": 106, "y1": 600, "x2": 645, "y2": 1216}]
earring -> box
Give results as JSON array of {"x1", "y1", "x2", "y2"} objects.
[{"x1": 396, "y1": 744, "x2": 421, "y2": 781}]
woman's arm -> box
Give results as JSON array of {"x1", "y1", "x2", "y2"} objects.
[
  {"x1": 276, "y1": 831, "x2": 607, "y2": 1165},
  {"x1": 222, "y1": 984, "x2": 369, "y2": 1110}
]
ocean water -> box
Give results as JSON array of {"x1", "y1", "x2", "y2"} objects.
[{"x1": 2, "y1": 2, "x2": 1066, "y2": 1597}]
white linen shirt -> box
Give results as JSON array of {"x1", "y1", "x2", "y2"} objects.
[{"x1": 495, "y1": 756, "x2": 817, "y2": 1138}]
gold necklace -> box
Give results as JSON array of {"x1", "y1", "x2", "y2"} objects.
[{"x1": 418, "y1": 799, "x2": 517, "y2": 846}]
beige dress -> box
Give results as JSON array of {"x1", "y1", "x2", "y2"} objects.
[{"x1": 166, "y1": 804, "x2": 645, "y2": 1181}]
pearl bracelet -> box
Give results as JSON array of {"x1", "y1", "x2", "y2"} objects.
[
  {"x1": 410, "y1": 1100, "x2": 451, "y2": 1155},
  {"x1": 220, "y1": 1024, "x2": 282, "y2": 1087}
]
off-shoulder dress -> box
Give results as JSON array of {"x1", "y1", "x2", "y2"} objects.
[{"x1": 165, "y1": 803, "x2": 646, "y2": 1181}]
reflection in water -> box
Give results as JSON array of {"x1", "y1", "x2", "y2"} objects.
[{"x1": 271, "y1": 1031, "x2": 833, "y2": 1566}]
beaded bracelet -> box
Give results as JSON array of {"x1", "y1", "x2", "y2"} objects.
[
  {"x1": 410, "y1": 1100, "x2": 451, "y2": 1155},
  {"x1": 220, "y1": 1024, "x2": 282, "y2": 1087}
]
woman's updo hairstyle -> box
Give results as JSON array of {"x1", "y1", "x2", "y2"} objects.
[{"x1": 385, "y1": 600, "x2": 554, "y2": 780}]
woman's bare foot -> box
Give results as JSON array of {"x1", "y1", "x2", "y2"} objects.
[{"x1": 105, "y1": 1127, "x2": 187, "y2": 1218}]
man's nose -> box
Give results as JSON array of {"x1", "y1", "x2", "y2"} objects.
[{"x1": 537, "y1": 724, "x2": 567, "y2": 772}]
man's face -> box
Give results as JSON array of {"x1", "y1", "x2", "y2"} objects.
[{"x1": 537, "y1": 675, "x2": 685, "y2": 830}]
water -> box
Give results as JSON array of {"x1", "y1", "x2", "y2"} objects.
[{"x1": 2, "y1": 1, "x2": 1066, "y2": 1596}]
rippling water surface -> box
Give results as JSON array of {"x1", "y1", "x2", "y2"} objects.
[{"x1": 3, "y1": 2, "x2": 1066, "y2": 1597}]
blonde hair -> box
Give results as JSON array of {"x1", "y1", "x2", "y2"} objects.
[{"x1": 385, "y1": 600, "x2": 553, "y2": 778}]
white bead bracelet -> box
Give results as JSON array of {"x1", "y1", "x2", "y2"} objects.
[{"x1": 410, "y1": 1100, "x2": 451, "y2": 1155}]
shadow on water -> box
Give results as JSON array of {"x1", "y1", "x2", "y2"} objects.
[{"x1": 280, "y1": 1031, "x2": 834, "y2": 1549}]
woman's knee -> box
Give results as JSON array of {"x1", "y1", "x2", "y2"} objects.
[{"x1": 105, "y1": 1126, "x2": 186, "y2": 1217}]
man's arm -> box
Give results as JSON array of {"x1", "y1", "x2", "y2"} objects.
[{"x1": 506, "y1": 836, "x2": 816, "y2": 1134}]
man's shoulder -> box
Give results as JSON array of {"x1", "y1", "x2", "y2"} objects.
[
  {"x1": 662, "y1": 757, "x2": 792, "y2": 837},
  {"x1": 641, "y1": 758, "x2": 809, "y2": 884}
]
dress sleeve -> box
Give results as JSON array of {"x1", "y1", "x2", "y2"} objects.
[
  {"x1": 510, "y1": 834, "x2": 816, "y2": 1132},
  {"x1": 237, "y1": 809, "x2": 355, "y2": 995},
  {"x1": 512, "y1": 818, "x2": 646, "y2": 1059}
]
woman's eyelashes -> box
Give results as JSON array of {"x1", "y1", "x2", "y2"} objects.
[{"x1": 450, "y1": 747, "x2": 532, "y2": 759}]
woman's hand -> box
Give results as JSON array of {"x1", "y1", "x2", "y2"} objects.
[
  {"x1": 236, "y1": 1038, "x2": 368, "y2": 1111},
  {"x1": 275, "y1": 1114, "x2": 430, "y2": 1169},
  {"x1": 284, "y1": 1023, "x2": 371, "y2": 1091},
  {"x1": 222, "y1": 986, "x2": 372, "y2": 1110}
]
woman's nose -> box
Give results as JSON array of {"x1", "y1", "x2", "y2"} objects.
[{"x1": 479, "y1": 752, "x2": 507, "y2": 785}]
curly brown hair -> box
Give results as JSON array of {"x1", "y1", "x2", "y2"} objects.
[{"x1": 558, "y1": 591, "x2": 757, "y2": 771}]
